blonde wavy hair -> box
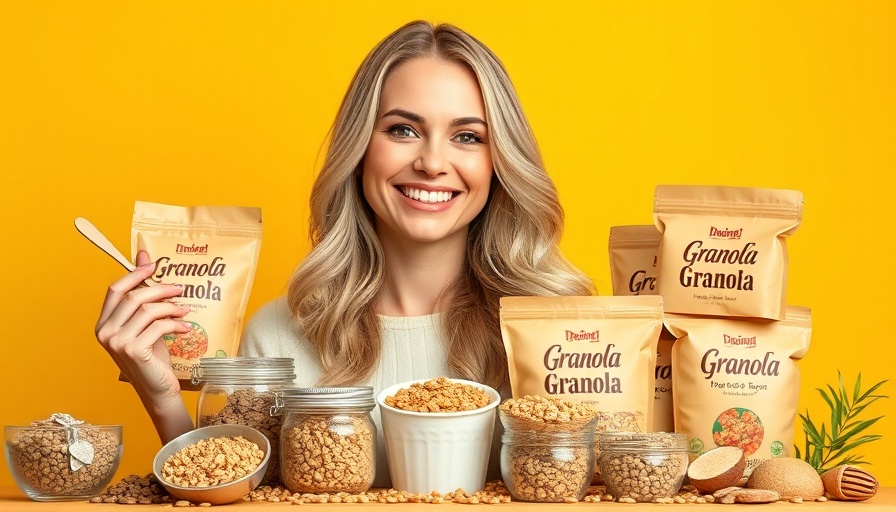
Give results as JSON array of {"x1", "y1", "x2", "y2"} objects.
[{"x1": 288, "y1": 20, "x2": 594, "y2": 388}]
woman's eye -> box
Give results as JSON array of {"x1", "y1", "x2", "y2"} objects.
[
  {"x1": 453, "y1": 131, "x2": 483, "y2": 144},
  {"x1": 386, "y1": 125, "x2": 418, "y2": 138}
]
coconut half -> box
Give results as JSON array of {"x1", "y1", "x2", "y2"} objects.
[{"x1": 687, "y1": 446, "x2": 746, "y2": 494}]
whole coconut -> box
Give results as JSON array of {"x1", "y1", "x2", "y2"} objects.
[{"x1": 747, "y1": 458, "x2": 823, "y2": 500}]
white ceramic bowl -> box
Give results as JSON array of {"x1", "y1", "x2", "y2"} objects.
[
  {"x1": 152, "y1": 424, "x2": 270, "y2": 505},
  {"x1": 376, "y1": 378, "x2": 500, "y2": 495}
]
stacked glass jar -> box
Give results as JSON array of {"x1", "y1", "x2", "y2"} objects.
[
  {"x1": 192, "y1": 357, "x2": 296, "y2": 483},
  {"x1": 275, "y1": 387, "x2": 377, "y2": 494},
  {"x1": 597, "y1": 432, "x2": 688, "y2": 502}
]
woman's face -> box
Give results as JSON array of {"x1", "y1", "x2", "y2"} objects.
[{"x1": 362, "y1": 56, "x2": 493, "y2": 246}]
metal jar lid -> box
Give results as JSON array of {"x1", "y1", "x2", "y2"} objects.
[
  {"x1": 191, "y1": 357, "x2": 296, "y2": 386},
  {"x1": 276, "y1": 386, "x2": 376, "y2": 414}
]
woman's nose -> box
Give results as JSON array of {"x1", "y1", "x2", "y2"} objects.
[{"x1": 414, "y1": 142, "x2": 448, "y2": 176}]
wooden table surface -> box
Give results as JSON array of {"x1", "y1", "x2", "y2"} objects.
[{"x1": 1, "y1": 486, "x2": 894, "y2": 511}]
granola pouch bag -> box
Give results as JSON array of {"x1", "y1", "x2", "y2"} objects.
[
  {"x1": 666, "y1": 306, "x2": 811, "y2": 479},
  {"x1": 130, "y1": 201, "x2": 262, "y2": 389},
  {"x1": 608, "y1": 225, "x2": 675, "y2": 432},
  {"x1": 653, "y1": 185, "x2": 803, "y2": 320},
  {"x1": 608, "y1": 225, "x2": 661, "y2": 296},
  {"x1": 500, "y1": 295, "x2": 663, "y2": 433}
]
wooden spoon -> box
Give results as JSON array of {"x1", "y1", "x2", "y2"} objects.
[
  {"x1": 74, "y1": 217, "x2": 136, "y2": 271},
  {"x1": 74, "y1": 217, "x2": 156, "y2": 288}
]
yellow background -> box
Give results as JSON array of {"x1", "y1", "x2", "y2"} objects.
[{"x1": 2, "y1": 0, "x2": 894, "y2": 488}]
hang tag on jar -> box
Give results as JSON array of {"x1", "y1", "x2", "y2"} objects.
[
  {"x1": 69, "y1": 439, "x2": 95, "y2": 467},
  {"x1": 51, "y1": 412, "x2": 94, "y2": 471}
]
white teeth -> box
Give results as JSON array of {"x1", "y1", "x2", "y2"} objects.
[{"x1": 401, "y1": 187, "x2": 454, "y2": 204}]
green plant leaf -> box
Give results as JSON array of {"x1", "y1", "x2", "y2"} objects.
[
  {"x1": 830, "y1": 417, "x2": 883, "y2": 450},
  {"x1": 798, "y1": 373, "x2": 888, "y2": 473},
  {"x1": 839, "y1": 371, "x2": 850, "y2": 409},
  {"x1": 800, "y1": 412, "x2": 823, "y2": 445},
  {"x1": 857, "y1": 380, "x2": 889, "y2": 403},
  {"x1": 828, "y1": 435, "x2": 883, "y2": 462}
]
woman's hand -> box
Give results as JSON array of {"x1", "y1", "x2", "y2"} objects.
[{"x1": 94, "y1": 250, "x2": 195, "y2": 442}]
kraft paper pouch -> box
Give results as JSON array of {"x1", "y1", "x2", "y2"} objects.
[
  {"x1": 653, "y1": 185, "x2": 803, "y2": 320},
  {"x1": 608, "y1": 225, "x2": 661, "y2": 296},
  {"x1": 666, "y1": 307, "x2": 811, "y2": 479},
  {"x1": 500, "y1": 295, "x2": 663, "y2": 433},
  {"x1": 608, "y1": 225, "x2": 674, "y2": 432},
  {"x1": 130, "y1": 201, "x2": 262, "y2": 389}
]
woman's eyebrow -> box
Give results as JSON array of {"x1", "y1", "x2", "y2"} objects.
[
  {"x1": 380, "y1": 109, "x2": 487, "y2": 129},
  {"x1": 380, "y1": 108, "x2": 424, "y2": 123},
  {"x1": 451, "y1": 116, "x2": 488, "y2": 128}
]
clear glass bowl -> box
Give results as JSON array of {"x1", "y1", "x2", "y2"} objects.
[
  {"x1": 5, "y1": 425, "x2": 122, "y2": 501},
  {"x1": 597, "y1": 431, "x2": 688, "y2": 502}
]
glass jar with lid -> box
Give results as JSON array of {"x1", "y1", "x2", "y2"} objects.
[
  {"x1": 499, "y1": 418, "x2": 596, "y2": 503},
  {"x1": 597, "y1": 432, "x2": 688, "y2": 502},
  {"x1": 192, "y1": 357, "x2": 296, "y2": 483},
  {"x1": 275, "y1": 387, "x2": 376, "y2": 494}
]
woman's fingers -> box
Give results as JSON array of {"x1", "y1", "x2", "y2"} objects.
[
  {"x1": 98, "y1": 297, "x2": 190, "y2": 350},
  {"x1": 97, "y1": 283, "x2": 185, "y2": 337},
  {"x1": 96, "y1": 262, "x2": 158, "y2": 327}
]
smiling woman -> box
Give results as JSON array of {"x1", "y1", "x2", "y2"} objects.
[
  {"x1": 363, "y1": 56, "x2": 494, "y2": 247},
  {"x1": 92, "y1": 20, "x2": 594, "y2": 488}
]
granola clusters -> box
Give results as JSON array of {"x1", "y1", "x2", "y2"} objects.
[
  {"x1": 498, "y1": 396, "x2": 597, "y2": 502},
  {"x1": 6, "y1": 417, "x2": 120, "y2": 497},
  {"x1": 89, "y1": 474, "x2": 172, "y2": 504},
  {"x1": 161, "y1": 436, "x2": 264, "y2": 487},
  {"x1": 503, "y1": 444, "x2": 592, "y2": 502},
  {"x1": 384, "y1": 377, "x2": 491, "y2": 412},
  {"x1": 200, "y1": 389, "x2": 282, "y2": 482},
  {"x1": 498, "y1": 395, "x2": 597, "y2": 431},
  {"x1": 246, "y1": 481, "x2": 512, "y2": 504},
  {"x1": 597, "y1": 432, "x2": 688, "y2": 502},
  {"x1": 281, "y1": 414, "x2": 375, "y2": 493}
]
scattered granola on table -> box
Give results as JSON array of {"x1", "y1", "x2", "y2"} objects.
[{"x1": 89, "y1": 474, "x2": 172, "y2": 504}]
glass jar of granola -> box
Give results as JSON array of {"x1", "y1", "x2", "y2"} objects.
[
  {"x1": 276, "y1": 387, "x2": 376, "y2": 494},
  {"x1": 192, "y1": 357, "x2": 295, "y2": 483},
  {"x1": 500, "y1": 426, "x2": 595, "y2": 503},
  {"x1": 597, "y1": 432, "x2": 688, "y2": 502}
]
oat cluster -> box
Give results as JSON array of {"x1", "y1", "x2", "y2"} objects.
[
  {"x1": 200, "y1": 388, "x2": 282, "y2": 482},
  {"x1": 385, "y1": 377, "x2": 491, "y2": 412},
  {"x1": 6, "y1": 417, "x2": 120, "y2": 497},
  {"x1": 88, "y1": 473, "x2": 172, "y2": 504},
  {"x1": 499, "y1": 395, "x2": 597, "y2": 431},
  {"x1": 161, "y1": 436, "x2": 264, "y2": 487},
  {"x1": 281, "y1": 415, "x2": 375, "y2": 493},
  {"x1": 504, "y1": 445, "x2": 592, "y2": 502}
]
